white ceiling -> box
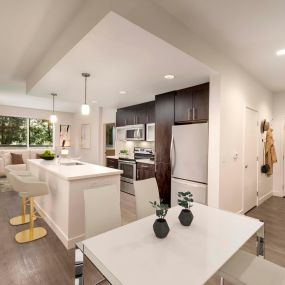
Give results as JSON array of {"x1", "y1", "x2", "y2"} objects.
[
  {"x1": 154, "y1": 0, "x2": 285, "y2": 92},
  {"x1": 29, "y1": 12, "x2": 211, "y2": 109},
  {"x1": 0, "y1": 0, "x2": 84, "y2": 111},
  {"x1": 2, "y1": 0, "x2": 284, "y2": 112}
]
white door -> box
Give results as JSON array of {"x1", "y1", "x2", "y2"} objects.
[{"x1": 244, "y1": 107, "x2": 258, "y2": 213}]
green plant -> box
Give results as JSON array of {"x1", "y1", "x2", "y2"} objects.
[
  {"x1": 178, "y1": 192, "x2": 194, "y2": 209},
  {"x1": 120, "y1": 149, "x2": 128, "y2": 154},
  {"x1": 42, "y1": 150, "x2": 55, "y2": 157},
  {"x1": 150, "y1": 201, "x2": 169, "y2": 219}
]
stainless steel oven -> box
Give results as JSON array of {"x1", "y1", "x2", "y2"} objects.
[{"x1": 118, "y1": 159, "x2": 136, "y2": 195}]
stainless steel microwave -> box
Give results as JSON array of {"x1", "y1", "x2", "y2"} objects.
[{"x1": 125, "y1": 124, "x2": 145, "y2": 141}]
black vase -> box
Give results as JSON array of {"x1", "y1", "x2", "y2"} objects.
[
  {"x1": 179, "y1": 209, "x2": 194, "y2": 226},
  {"x1": 153, "y1": 218, "x2": 170, "y2": 238}
]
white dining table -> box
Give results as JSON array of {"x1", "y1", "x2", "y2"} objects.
[{"x1": 75, "y1": 203, "x2": 264, "y2": 285}]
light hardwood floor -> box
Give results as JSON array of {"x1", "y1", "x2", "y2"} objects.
[{"x1": 0, "y1": 185, "x2": 284, "y2": 285}]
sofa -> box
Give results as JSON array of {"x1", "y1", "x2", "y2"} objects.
[{"x1": 0, "y1": 149, "x2": 48, "y2": 177}]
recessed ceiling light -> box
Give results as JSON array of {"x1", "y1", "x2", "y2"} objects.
[
  {"x1": 276, "y1": 49, "x2": 285, "y2": 56},
  {"x1": 164, "y1": 74, "x2": 175, "y2": 80},
  {"x1": 119, "y1": 91, "x2": 127, "y2": 95}
]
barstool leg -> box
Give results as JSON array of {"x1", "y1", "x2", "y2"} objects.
[
  {"x1": 15, "y1": 197, "x2": 47, "y2": 243},
  {"x1": 10, "y1": 197, "x2": 35, "y2": 226}
]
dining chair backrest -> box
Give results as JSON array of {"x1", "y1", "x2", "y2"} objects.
[
  {"x1": 133, "y1": 178, "x2": 160, "y2": 220},
  {"x1": 84, "y1": 185, "x2": 121, "y2": 239}
]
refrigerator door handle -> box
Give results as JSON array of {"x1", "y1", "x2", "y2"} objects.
[{"x1": 170, "y1": 135, "x2": 175, "y2": 175}]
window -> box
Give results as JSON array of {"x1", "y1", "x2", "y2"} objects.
[
  {"x1": 29, "y1": 119, "x2": 53, "y2": 147},
  {"x1": 0, "y1": 116, "x2": 27, "y2": 146},
  {"x1": 0, "y1": 116, "x2": 54, "y2": 147}
]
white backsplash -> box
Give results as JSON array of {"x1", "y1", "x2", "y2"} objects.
[{"x1": 115, "y1": 140, "x2": 155, "y2": 156}]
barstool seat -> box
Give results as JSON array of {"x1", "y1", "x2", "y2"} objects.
[
  {"x1": 6, "y1": 169, "x2": 35, "y2": 226},
  {"x1": 7, "y1": 172, "x2": 49, "y2": 243}
]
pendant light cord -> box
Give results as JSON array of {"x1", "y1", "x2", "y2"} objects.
[
  {"x1": 51, "y1": 93, "x2": 57, "y2": 114},
  {"x1": 84, "y1": 76, "x2": 87, "y2": 104},
  {"x1": 53, "y1": 95, "x2": 55, "y2": 113}
]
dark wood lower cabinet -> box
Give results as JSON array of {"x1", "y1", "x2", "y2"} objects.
[
  {"x1": 155, "y1": 162, "x2": 171, "y2": 205},
  {"x1": 106, "y1": 158, "x2": 118, "y2": 169},
  {"x1": 136, "y1": 163, "x2": 155, "y2": 180}
]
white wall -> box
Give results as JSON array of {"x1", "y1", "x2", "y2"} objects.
[
  {"x1": 0, "y1": 105, "x2": 73, "y2": 152},
  {"x1": 72, "y1": 105, "x2": 101, "y2": 163},
  {"x1": 219, "y1": 70, "x2": 273, "y2": 212},
  {"x1": 272, "y1": 93, "x2": 285, "y2": 197}
]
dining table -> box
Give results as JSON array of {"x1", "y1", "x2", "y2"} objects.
[{"x1": 75, "y1": 203, "x2": 264, "y2": 285}]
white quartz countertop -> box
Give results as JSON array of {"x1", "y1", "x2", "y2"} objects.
[
  {"x1": 28, "y1": 159, "x2": 122, "y2": 181},
  {"x1": 106, "y1": 156, "x2": 119, "y2": 159}
]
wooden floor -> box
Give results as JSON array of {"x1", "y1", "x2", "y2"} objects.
[{"x1": 0, "y1": 184, "x2": 284, "y2": 285}]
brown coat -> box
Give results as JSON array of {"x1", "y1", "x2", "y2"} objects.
[{"x1": 265, "y1": 128, "x2": 277, "y2": 176}]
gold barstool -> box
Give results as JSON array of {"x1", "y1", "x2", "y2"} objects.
[
  {"x1": 5, "y1": 170, "x2": 36, "y2": 226},
  {"x1": 7, "y1": 172, "x2": 49, "y2": 243}
]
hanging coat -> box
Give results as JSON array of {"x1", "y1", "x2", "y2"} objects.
[{"x1": 265, "y1": 128, "x2": 277, "y2": 176}]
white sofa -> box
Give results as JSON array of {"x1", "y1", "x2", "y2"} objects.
[{"x1": 0, "y1": 149, "x2": 48, "y2": 177}]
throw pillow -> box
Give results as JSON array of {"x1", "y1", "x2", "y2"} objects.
[
  {"x1": 11, "y1": 153, "x2": 24, "y2": 165},
  {"x1": 36, "y1": 153, "x2": 43, "y2": 159}
]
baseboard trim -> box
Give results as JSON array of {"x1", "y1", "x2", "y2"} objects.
[
  {"x1": 273, "y1": 191, "x2": 284, "y2": 197},
  {"x1": 236, "y1": 209, "x2": 244, "y2": 215},
  {"x1": 258, "y1": 191, "x2": 273, "y2": 205},
  {"x1": 35, "y1": 201, "x2": 84, "y2": 250}
]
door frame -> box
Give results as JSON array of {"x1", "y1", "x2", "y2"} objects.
[
  {"x1": 242, "y1": 106, "x2": 259, "y2": 213},
  {"x1": 282, "y1": 117, "x2": 285, "y2": 197}
]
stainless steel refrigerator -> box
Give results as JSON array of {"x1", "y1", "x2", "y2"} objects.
[{"x1": 170, "y1": 123, "x2": 208, "y2": 206}]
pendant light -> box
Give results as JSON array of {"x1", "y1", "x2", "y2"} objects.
[
  {"x1": 81, "y1": 73, "x2": 90, "y2": 115},
  {"x1": 50, "y1": 93, "x2": 58, "y2": 123}
]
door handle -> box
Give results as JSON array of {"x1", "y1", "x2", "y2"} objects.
[
  {"x1": 192, "y1": 107, "x2": 196, "y2": 120},
  {"x1": 170, "y1": 135, "x2": 175, "y2": 175},
  {"x1": 187, "y1": 108, "x2": 190, "y2": 120}
]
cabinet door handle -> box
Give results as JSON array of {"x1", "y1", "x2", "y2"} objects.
[
  {"x1": 187, "y1": 108, "x2": 190, "y2": 120},
  {"x1": 192, "y1": 108, "x2": 195, "y2": 120},
  {"x1": 124, "y1": 119, "x2": 127, "y2": 125}
]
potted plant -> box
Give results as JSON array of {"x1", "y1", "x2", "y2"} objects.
[
  {"x1": 150, "y1": 201, "x2": 170, "y2": 238},
  {"x1": 178, "y1": 191, "x2": 194, "y2": 226}
]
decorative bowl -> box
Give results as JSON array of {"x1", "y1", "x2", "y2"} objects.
[{"x1": 41, "y1": 155, "x2": 55, "y2": 160}]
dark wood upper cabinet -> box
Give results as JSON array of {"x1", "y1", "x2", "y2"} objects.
[
  {"x1": 175, "y1": 82, "x2": 209, "y2": 123},
  {"x1": 145, "y1": 101, "x2": 155, "y2": 123},
  {"x1": 116, "y1": 101, "x2": 155, "y2": 127},
  {"x1": 175, "y1": 88, "x2": 193, "y2": 123}
]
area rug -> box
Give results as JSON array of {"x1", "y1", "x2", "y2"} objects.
[{"x1": 0, "y1": 178, "x2": 12, "y2": 192}]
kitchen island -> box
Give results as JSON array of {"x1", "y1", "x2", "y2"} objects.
[{"x1": 27, "y1": 159, "x2": 122, "y2": 249}]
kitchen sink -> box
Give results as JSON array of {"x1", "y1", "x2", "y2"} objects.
[{"x1": 60, "y1": 162, "x2": 84, "y2": 166}]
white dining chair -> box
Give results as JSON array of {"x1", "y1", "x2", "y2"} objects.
[
  {"x1": 84, "y1": 184, "x2": 121, "y2": 238},
  {"x1": 219, "y1": 250, "x2": 285, "y2": 285},
  {"x1": 133, "y1": 178, "x2": 160, "y2": 220}
]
